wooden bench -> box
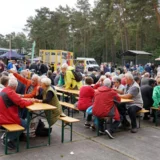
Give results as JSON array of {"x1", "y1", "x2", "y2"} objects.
[
  {"x1": 59, "y1": 101, "x2": 86, "y2": 118},
  {"x1": 59, "y1": 116, "x2": 80, "y2": 143},
  {"x1": 95, "y1": 108, "x2": 150, "y2": 136},
  {"x1": 2, "y1": 124, "x2": 25, "y2": 155},
  {"x1": 56, "y1": 92, "x2": 69, "y2": 101},
  {"x1": 137, "y1": 108, "x2": 150, "y2": 128},
  {"x1": 59, "y1": 101, "x2": 79, "y2": 117},
  {"x1": 151, "y1": 107, "x2": 160, "y2": 126}
]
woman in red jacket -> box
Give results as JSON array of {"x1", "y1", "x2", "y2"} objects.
[
  {"x1": 77, "y1": 77, "x2": 94, "y2": 111},
  {"x1": 76, "y1": 77, "x2": 94, "y2": 127}
]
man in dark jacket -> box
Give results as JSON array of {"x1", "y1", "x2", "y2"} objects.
[{"x1": 141, "y1": 79, "x2": 155, "y2": 120}]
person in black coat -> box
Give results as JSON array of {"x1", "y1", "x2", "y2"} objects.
[{"x1": 140, "y1": 79, "x2": 156, "y2": 120}]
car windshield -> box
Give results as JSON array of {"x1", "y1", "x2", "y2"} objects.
[{"x1": 89, "y1": 61, "x2": 97, "y2": 64}]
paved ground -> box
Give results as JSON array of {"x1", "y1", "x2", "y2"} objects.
[{"x1": 0, "y1": 112, "x2": 160, "y2": 160}]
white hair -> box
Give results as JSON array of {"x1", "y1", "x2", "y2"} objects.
[
  {"x1": 31, "y1": 74, "x2": 39, "y2": 81},
  {"x1": 103, "y1": 78, "x2": 111, "y2": 87},
  {"x1": 100, "y1": 75, "x2": 106, "y2": 81},
  {"x1": 125, "y1": 73, "x2": 134, "y2": 80},
  {"x1": 61, "y1": 63, "x2": 68, "y2": 69},
  {"x1": 8, "y1": 78, "x2": 18, "y2": 88},
  {"x1": 41, "y1": 77, "x2": 51, "y2": 86},
  {"x1": 105, "y1": 72, "x2": 111, "y2": 76}
]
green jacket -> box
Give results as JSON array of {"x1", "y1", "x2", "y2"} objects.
[
  {"x1": 152, "y1": 85, "x2": 160, "y2": 108},
  {"x1": 43, "y1": 86, "x2": 62, "y2": 125},
  {"x1": 64, "y1": 66, "x2": 82, "y2": 90},
  {"x1": 58, "y1": 74, "x2": 65, "y2": 86}
]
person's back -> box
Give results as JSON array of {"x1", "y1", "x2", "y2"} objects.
[
  {"x1": 65, "y1": 66, "x2": 82, "y2": 89},
  {"x1": 78, "y1": 77, "x2": 95, "y2": 111},
  {"x1": 93, "y1": 86, "x2": 120, "y2": 118},
  {"x1": 141, "y1": 84, "x2": 153, "y2": 109},
  {"x1": 153, "y1": 78, "x2": 160, "y2": 108}
]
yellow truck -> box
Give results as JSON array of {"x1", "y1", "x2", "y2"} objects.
[{"x1": 39, "y1": 50, "x2": 74, "y2": 71}]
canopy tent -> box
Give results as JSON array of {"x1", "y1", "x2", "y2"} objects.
[
  {"x1": 155, "y1": 57, "x2": 160, "y2": 61},
  {"x1": 0, "y1": 51, "x2": 23, "y2": 59},
  {"x1": 122, "y1": 50, "x2": 152, "y2": 65}
]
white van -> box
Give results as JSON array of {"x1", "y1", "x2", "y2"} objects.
[{"x1": 76, "y1": 57, "x2": 100, "y2": 72}]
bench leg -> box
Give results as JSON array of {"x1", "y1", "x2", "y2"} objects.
[
  {"x1": 5, "y1": 132, "x2": 8, "y2": 155},
  {"x1": 138, "y1": 115, "x2": 141, "y2": 128},
  {"x1": 96, "y1": 118, "x2": 100, "y2": 136},
  {"x1": 61, "y1": 121, "x2": 64, "y2": 143},
  {"x1": 70, "y1": 123, "x2": 73, "y2": 142},
  {"x1": 16, "y1": 132, "x2": 20, "y2": 152},
  {"x1": 48, "y1": 111, "x2": 51, "y2": 145},
  {"x1": 155, "y1": 110, "x2": 158, "y2": 126},
  {"x1": 26, "y1": 111, "x2": 31, "y2": 149}
]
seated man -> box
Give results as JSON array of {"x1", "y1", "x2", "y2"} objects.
[
  {"x1": 119, "y1": 73, "x2": 143, "y2": 133},
  {"x1": 0, "y1": 78, "x2": 34, "y2": 149},
  {"x1": 92, "y1": 78, "x2": 121, "y2": 139}
]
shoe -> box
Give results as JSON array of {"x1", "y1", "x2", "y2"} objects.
[
  {"x1": 90, "y1": 125, "x2": 96, "y2": 131},
  {"x1": 99, "y1": 130, "x2": 105, "y2": 135},
  {"x1": 84, "y1": 123, "x2": 91, "y2": 128},
  {"x1": 1, "y1": 139, "x2": 15, "y2": 150},
  {"x1": 105, "y1": 129, "x2": 114, "y2": 139},
  {"x1": 122, "y1": 120, "x2": 130, "y2": 127},
  {"x1": 131, "y1": 128, "x2": 138, "y2": 133}
]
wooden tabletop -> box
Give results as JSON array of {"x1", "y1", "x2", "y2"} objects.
[
  {"x1": 27, "y1": 103, "x2": 56, "y2": 111},
  {"x1": 54, "y1": 86, "x2": 79, "y2": 95},
  {"x1": 120, "y1": 98, "x2": 134, "y2": 103}
]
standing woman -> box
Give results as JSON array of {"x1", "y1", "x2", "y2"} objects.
[{"x1": 39, "y1": 77, "x2": 62, "y2": 126}]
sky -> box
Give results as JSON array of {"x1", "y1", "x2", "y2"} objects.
[{"x1": 0, "y1": 0, "x2": 94, "y2": 35}]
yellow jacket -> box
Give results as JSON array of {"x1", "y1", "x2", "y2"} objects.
[{"x1": 64, "y1": 66, "x2": 82, "y2": 90}]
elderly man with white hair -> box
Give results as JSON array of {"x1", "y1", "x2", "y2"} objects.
[
  {"x1": 0, "y1": 78, "x2": 34, "y2": 149},
  {"x1": 60, "y1": 63, "x2": 82, "y2": 90},
  {"x1": 37, "y1": 77, "x2": 62, "y2": 126},
  {"x1": 119, "y1": 73, "x2": 143, "y2": 133},
  {"x1": 92, "y1": 78, "x2": 121, "y2": 139}
]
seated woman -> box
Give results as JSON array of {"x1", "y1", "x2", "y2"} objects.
[
  {"x1": 112, "y1": 76, "x2": 125, "y2": 95},
  {"x1": 76, "y1": 77, "x2": 95, "y2": 127},
  {"x1": 38, "y1": 77, "x2": 62, "y2": 126}
]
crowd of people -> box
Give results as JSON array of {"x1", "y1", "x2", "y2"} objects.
[{"x1": 0, "y1": 59, "x2": 160, "y2": 149}]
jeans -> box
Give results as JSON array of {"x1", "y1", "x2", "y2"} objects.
[
  {"x1": 7, "y1": 119, "x2": 27, "y2": 141},
  {"x1": 86, "y1": 106, "x2": 93, "y2": 122}
]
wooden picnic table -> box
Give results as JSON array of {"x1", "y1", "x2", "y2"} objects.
[
  {"x1": 54, "y1": 86, "x2": 79, "y2": 95},
  {"x1": 120, "y1": 98, "x2": 134, "y2": 103},
  {"x1": 26, "y1": 102, "x2": 56, "y2": 149}
]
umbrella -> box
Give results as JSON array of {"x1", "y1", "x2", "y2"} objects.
[
  {"x1": 0, "y1": 51, "x2": 23, "y2": 59},
  {"x1": 155, "y1": 57, "x2": 160, "y2": 61}
]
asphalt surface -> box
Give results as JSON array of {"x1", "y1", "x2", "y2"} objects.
[{"x1": 0, "y1": 112, "x2": 160, "y2": 160}]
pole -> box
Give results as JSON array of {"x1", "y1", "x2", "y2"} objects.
[
  {"x1": 9, "y1": 36, "x2": 12, "y2": 60},
  {"x1": 31, "y1": 41, "x2": 36, "y2": 64}
]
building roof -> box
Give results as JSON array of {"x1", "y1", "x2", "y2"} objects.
[{"x1": 122, "y1": 50, "x2": 152, "y2": 56}]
